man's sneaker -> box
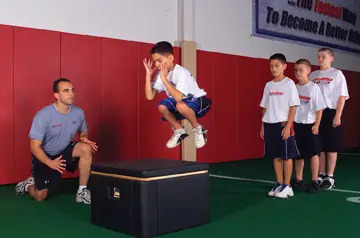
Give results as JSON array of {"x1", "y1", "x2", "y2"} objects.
[
  {"x1": 291, "y1": 178, "x2": 306, "y2": 191},
  {"x1": 76, "y1": 188, "x2": 91, "y2": 204},
  {"x1": 275, "y1": 184, "x2": 293, "y2": 198},
  {"x1": 268, "y1": 182, "x2": 282, "y2": 197},
  {"x1": 192, "y1": 125, "x2": 208, "y2": 149},
  {"x1": 307, "y1": 180, "x2": 321, "y2": 193},
  {"x1": 166, "y1": 128, "x2": 188, "y2": 148},
  {"x1": 15, "y1": 176, "x2": 34, "y2": 194},
  {"x1": 320, "y1": 176, "x2": 335, "y2": 189}
]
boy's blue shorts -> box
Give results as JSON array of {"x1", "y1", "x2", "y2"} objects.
[
  {"x1": 264, "y1": 122, "x2": 300, "y2": 160},
  {"x1": 158, "y1": 96, "x2": 212, "y2": 121}
]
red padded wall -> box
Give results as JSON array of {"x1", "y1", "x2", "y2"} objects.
[
  {"x1": 197, "y1": 51, "x2": 215, "y2": 163},
  {"x1": 101, "y1": 39, "x2": 139, "y2": 160},
  {"x1": 0, "y1": 25, "x2": 14, "y2": 183},
  {"x1": 237, "y1": 56, "x2": 267, "y2": 160},
  {"x1": 213, "y1": 53, "x2": 239, "y2": 162},
  {"x1": 342, "y1": 70, "x2": 360, "y2": 147},
  {"x1": 14, "y1": 27, "x2": 60, "y2": 181},
  {"x1": 286, "y1": 62, "x2": 296, "y2": 83}
]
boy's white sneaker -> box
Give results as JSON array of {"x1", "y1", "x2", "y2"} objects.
[
  {"x1": 166, "y1": 128, "x2": 188, "y2": 148},
  {"x1": 287, "y1": 186, "x2": 294, "y2": 197},
  {"x1": 268, "y1": 183, "x2": 282, "y2": 197},
  {"x1": 192, "y1": 125, "x2": 208, "y2": 149},
  {"x1": 275, "y1": 184, "x2": 293, "y2": 198}
]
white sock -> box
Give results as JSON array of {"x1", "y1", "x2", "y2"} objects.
[
  {"x1": 78, "y1": 185, "x2": 87, "y2": 193},
  {"x1": 327, "y1": 174, "x2": 334, "y2": 178}
]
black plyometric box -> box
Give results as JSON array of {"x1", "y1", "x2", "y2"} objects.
[{"x1": 90, "y1": 158, "x2": 209, "y2": 238}]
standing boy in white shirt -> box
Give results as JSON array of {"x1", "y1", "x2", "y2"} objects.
[
  {"x1": 143, "y1": 41, "x2": 212, "y2": 149},
  {"x1": 260, "y1": 53, "x2": 300, "y2": 198},
  {"x1": 292, "y1": 59, "x2": 326, "y2": 193},
  {"x1": 309, "y1": 48, "x2": 349, "y2": 189}
]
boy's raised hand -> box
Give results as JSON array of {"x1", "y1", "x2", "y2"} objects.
[
  {"x1": 143, "y1": 58, "x2": 155, "y2": 75},
  {"x1": 160, "y1": 61, "x2": 168, "y2": 79}
]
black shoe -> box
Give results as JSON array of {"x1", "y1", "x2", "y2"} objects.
[
  {"x1": 320, "y1": 176, "x2": 335, "y2": 189},
  {"x1": 307, "y1": 180, "x2": 321, "y2": 193},
  {"x1": 291, "y1": 178, "x2": 306, "y2": 191},
  {"x1": 317, "y1": 173, "x2": 326, "y2": 185}
]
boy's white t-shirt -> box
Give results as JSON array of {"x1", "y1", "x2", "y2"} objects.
[
  {"x1": 260, "y1": 77, "x2": 300, "y2": 123},
  {"x1": 152, "y1": 64, "x2": 206, "y2": 98},
  {"x1": 294, "y1": 81, "x2": 326, "y2": 124},
  {"x1": 309, "y1": 68, "x2": 349, "y2": 109}
]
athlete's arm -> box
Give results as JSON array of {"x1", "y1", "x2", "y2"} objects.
[
  {"x1": 282, "y1": 106, "x2": 296, "y2": 140},
  {"x1": 334, "y1": 96, "x2": 345, "y2": 127},
  {"x1": 143, "y1": 58, "x2": 157, "y2": 100},
  {"x1": 260, "y1": 108, "x2": 266, "y2": 139}
]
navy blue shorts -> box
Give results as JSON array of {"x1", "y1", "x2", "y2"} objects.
[
  {"x1": 158, "y1": 96, "x2": 212, "y2": 120},
  {"x1": 32, "y1": 142, "x2": 79, "y2": 191},
  {"x1": 264, "y1": 122, "x2": 300, "y2": 160}
]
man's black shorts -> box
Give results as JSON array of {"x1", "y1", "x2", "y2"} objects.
[{"x1": 32, "y1": 142, "x2": 79, "y2": 190}]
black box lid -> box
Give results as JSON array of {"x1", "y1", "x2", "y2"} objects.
[{"x1": 91, "y1": 158, "x2": 209, "y2": 178}]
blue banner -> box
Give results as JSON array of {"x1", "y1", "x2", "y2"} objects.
[{"x1": 254, "y1": 0, "x2": 360, "y2": 54}]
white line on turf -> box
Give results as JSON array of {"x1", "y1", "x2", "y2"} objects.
[
  {"x1": 346, "y1": 197, "x2": 360, "y2": 203},
  {"x1": 209, "y1": 174, "x2": 360, "y2": 194},
  {"x1": 210, "y1": 174, "x2": 274, "y2": 184}
]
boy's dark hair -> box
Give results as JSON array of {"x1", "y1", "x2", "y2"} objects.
[
  {"x1": 53, "y1": 78, "x2": 71, "y2": 93},
  {"x1": 269, "y1": 53, "x2": 287, "y2": 64},
  {"x1": 318, "y1": 48, "x2": 334, "y2": 56},
  {"x1": 295, "y1": 59, "x2": 312, "y2": 69},
  {"x1": 150, "y1": 41, "x2": 174, "y2": 55}
]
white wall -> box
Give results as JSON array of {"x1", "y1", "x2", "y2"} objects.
[
  {"x1": 0, "y1": 0, "x2": 359, "y2": 72},
  {"x1": 0, "y1": 0, "x2": 178, "y2": 44}
]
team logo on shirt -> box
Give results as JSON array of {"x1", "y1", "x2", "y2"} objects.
[
  {"x1": 52, "y1": 124, "x2": 63, "y2": 128},
  {"x1": 299, "y1": 95, "x2": 310, "y2": 104},
  {"x1": 269, "y1": 91, "x2": 284, "y2": 96},
  {"x1": 313, "y1": 77, "x2": 333, "y2": 84}
]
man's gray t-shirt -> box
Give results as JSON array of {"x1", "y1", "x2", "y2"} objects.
[{"x1": 29, "y1": 104, "x2": 88, "y2": 156}]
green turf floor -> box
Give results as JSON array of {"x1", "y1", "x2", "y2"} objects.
[{"x1": 1, "y1": 154, "x2": 359, "y2": 238}]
